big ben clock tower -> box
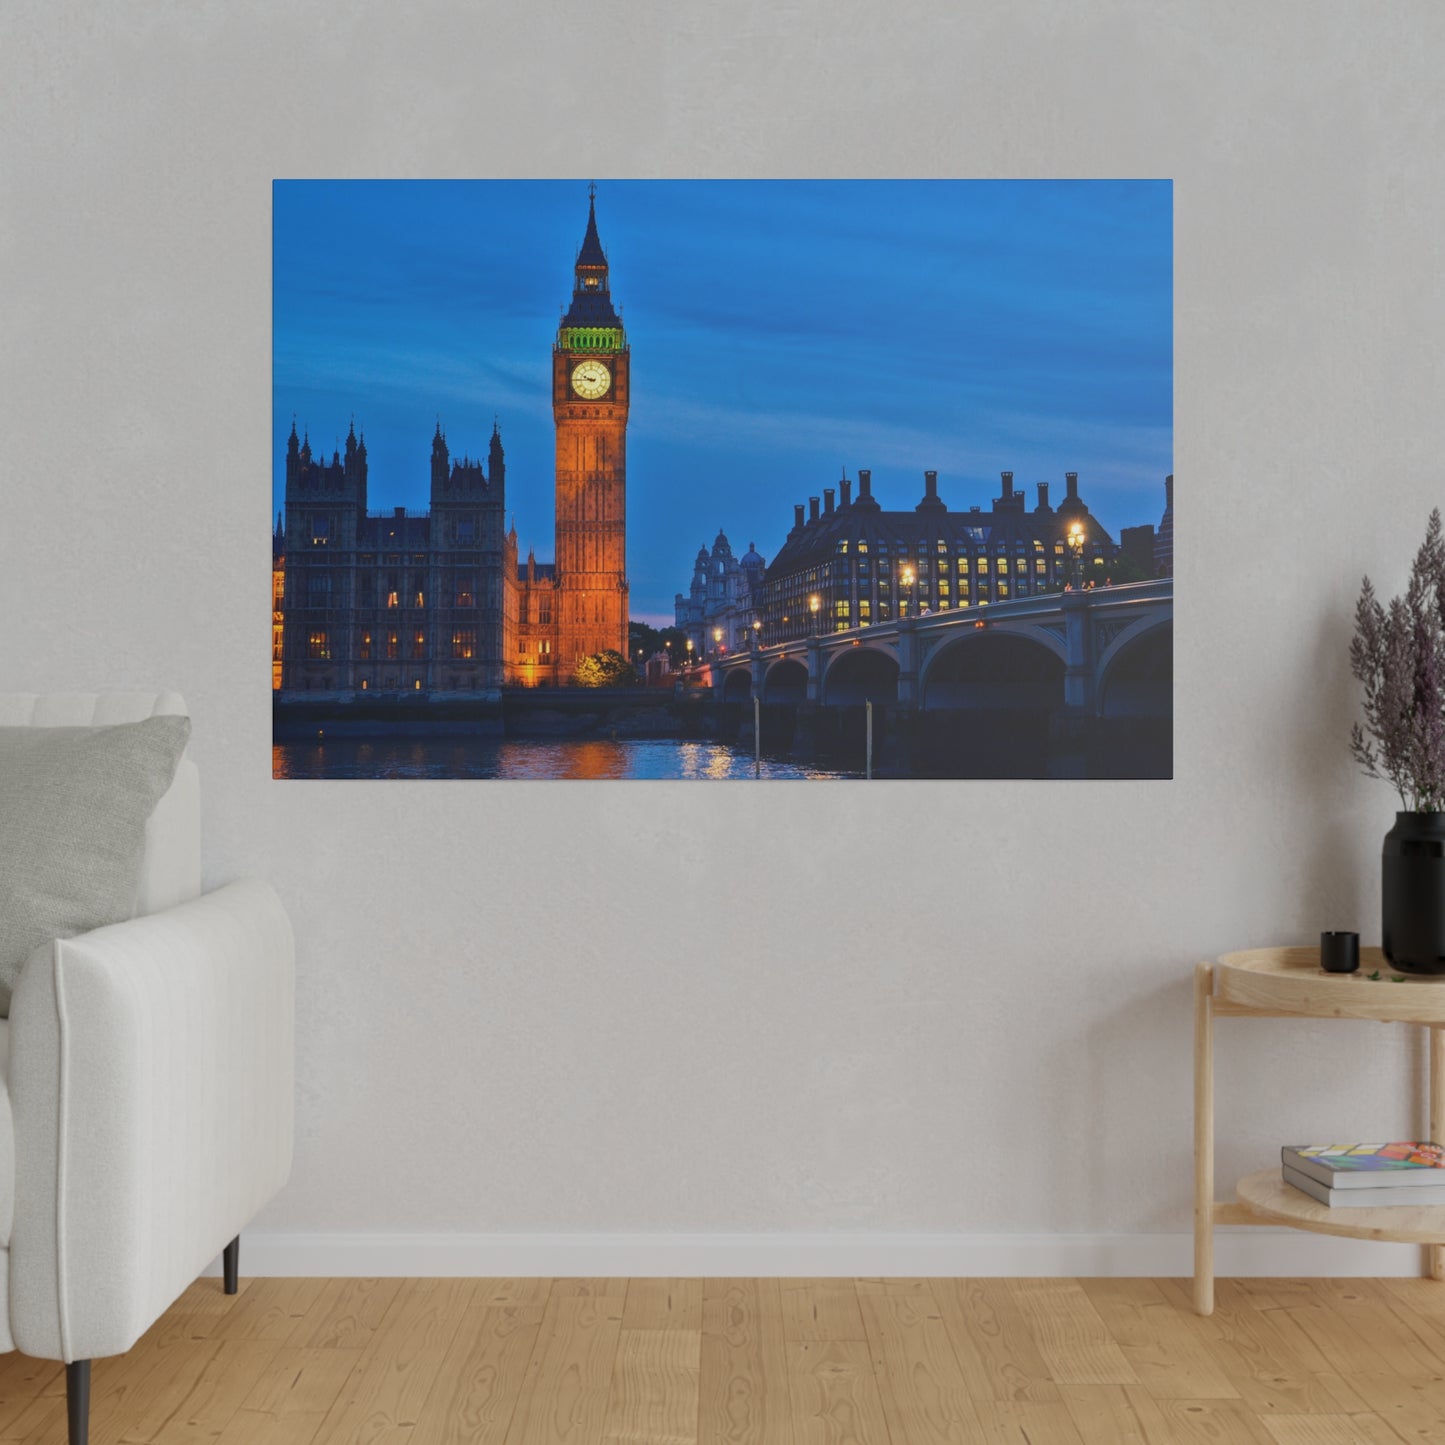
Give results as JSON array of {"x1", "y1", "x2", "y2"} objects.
[{"x1": 553, "y1": 185, "x2": 629, "y2": 677}]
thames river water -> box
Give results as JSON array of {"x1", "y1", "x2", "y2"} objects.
[{"x1": 272, "y1": 735, "x2": 861, "y2": 781}]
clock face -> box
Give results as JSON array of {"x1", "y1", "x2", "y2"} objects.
[{"x1": 571, "y1": 359, "x2": 611, "y2": 399}]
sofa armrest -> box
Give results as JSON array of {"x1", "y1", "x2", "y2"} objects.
[{"x1": 7, "y1": 879, "x2": 294, "y2": 1361}]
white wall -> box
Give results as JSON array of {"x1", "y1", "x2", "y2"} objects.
[{"x1": 3, "y1": 0, "x2": 1443, "y2": 1274}]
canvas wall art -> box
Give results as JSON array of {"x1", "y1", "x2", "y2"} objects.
[{"x1": 272, "y1": 179, "x2": 1173, "y2": 780}]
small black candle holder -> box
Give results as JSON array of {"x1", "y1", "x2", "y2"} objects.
[{"x1": 1320, "y1": 931, "x2": 1360, "y2": 974}]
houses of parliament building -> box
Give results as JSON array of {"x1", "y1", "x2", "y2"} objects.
[{"x1": 276, "y1": 188, "x2": 630, "y2": 695}]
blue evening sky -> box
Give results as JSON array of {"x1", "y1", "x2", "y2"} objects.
[{"x1": 273, "y1": 180, "x2": 1172, "y2": 625}]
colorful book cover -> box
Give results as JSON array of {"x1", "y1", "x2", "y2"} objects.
[{"x1": 1286, "y1": 1143, "x2": 1445, "y2": 1173}]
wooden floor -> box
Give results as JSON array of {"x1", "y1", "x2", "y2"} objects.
[{"x1": 5, "y1": 1277, "x2": 1445, "y2": 1443}]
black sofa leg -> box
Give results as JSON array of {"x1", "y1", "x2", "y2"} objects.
[
  {"x1": 223, "y1": 1235, "x2": 240, "y2": 1295},
  {"x1": 66, "y1": 1360, "x2": 90, "y2": 1445}
]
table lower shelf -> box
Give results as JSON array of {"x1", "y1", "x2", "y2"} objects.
[{"x1": 1235, "y1": 1167, "x2": 1445, "y2": 1244}]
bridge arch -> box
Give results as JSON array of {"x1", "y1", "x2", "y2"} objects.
[
  {"x1": 761, "y1": 657, "x2": 808, "y2": 705},
  {"x1": 919, "y1": 630, "x2": 1066, "y2": 711},
  {"x1": 721, "y1": 667, "x2": 752, "y2": 703},
  {"x1": 1097, "y1": 618, "x2": 1172, "y2": 718},
  {"x1": 822, "y1": 646, "x2": 899, "y2": 706}
]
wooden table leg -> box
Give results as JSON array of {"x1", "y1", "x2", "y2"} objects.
[
  {"x1": 1431, "y1": 1025, "x2": 1445, "y2": 1282},
  {"x1": 1194, "y1": 962, "x2": 1215, "y2": 1315}
]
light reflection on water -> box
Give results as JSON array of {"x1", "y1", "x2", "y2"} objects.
[{"x1": 272, "y1": 736, "x2": 860, "y2": 781}]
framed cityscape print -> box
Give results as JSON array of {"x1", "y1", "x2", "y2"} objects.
[{"x1": 273, "y1": 179, "x2": 1172, "y2": 780}]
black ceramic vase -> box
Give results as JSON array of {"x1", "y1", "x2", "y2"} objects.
[{"x1": 1383, "y1": 812, "x2": 1445, "y2": 974}]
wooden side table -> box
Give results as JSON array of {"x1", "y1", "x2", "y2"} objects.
[{"x1": 1194, "y1": 946, "x2": 1445, "y2": 1315}]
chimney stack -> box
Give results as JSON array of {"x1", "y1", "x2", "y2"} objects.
[
  {"x1": 809, "y1": 496, "x2": 820, "y2": 523},
  {"x1": 859, "y1": 469, "x2": 872, "y2": 499},
  {"x1": 1165, "y1": 474, "x2": 1174, "y2": 507},
  {"x1": 1065, "y1": 471, "x2": 1079, "y2": 501},
  {"x1": 917, "y1": 469, "x2": 946, "y2": 513},
  {"x1": 1000, "y1": 470, "x2": 1014, "y2": 499},
  {"x1": 793, "y1": 503, "x2": 805, "y2": 532},
  {"x1": 824, "y1": 488, "x2": 835, "y2": 515},
  {"x1": 840, "y1": 477, "x2": 852, "y2": 506},
  {"x1": 1037, "y1": 481, "x2": 1050, "y2": 509}
]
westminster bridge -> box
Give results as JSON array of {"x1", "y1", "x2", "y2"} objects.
[{"x1": 711, "y1": 579, "x2": 1173, "y2": 777}]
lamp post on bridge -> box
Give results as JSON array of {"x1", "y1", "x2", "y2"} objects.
[
  {"x1": 808, "y1": 594, "x2": 820, "y2": 636},
  {"x1": 900, "y1": 564, "x2": 916, "y2": 619},
  {"x1": 1066, "y1": 522, "x2": 1086, "y2": 591}
]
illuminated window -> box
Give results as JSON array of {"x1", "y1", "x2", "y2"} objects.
[
  {"x1": 997, "y1": 583, "x2": 1010, "y2": 599},
  {"x1": 414, "y1": 679, "x2": 422, "y2": 690},
  {"x1": 540, "y1": 640, "x2": 552, "y2": 656},
  {"x1": 413, "y1": 590, "x2": 425, "y2": 608},
  {"x1": 385, "y1": 631, "x2": 399, "y2": 660},
  {"x1": 360, "y1": 679, "x2": 368, "y2": 690},
  {"x1": 1035, "y1": 559, "x2": 1046, "y2": 574},
  {"x1": 1015, "y1": 557, "x2": 1027, "y2": 574},
  {"x1": 386, "y1": 591, "x2": 399, "y2": 609},
  {"x1": 310, "y1": 516, "x2": 330, "y2": 546},
  {"x1": 411, "y1": 630, "x2": 425, "y2": 659},
  {"x1": 452, "y1": 628, "x2": 476, "y2": 660},
  {"x1": 976, "y1": 558, "x2": 988, "y2": 573},
  {"x1": 307, "y1": 630, "x2": 330, "y2": 660},
  {"x1": 859, "y1": 599, "x2": 872, "y2": 621},
  {"x1": 360, "y1": 632, "x2": 372, "y2": 660},
  {"x1": 856, "y1": 541, "x2": 869, "y2": 555},
  {"x1": 455, "y1": 574, "x2": 476, "y2": 607},
  {"x1": 995, "y1": 557, "x2": 1008, "y2": 573}
]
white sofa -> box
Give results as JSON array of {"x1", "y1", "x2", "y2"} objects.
[{"x1": 0, "y1": 692, "x2": 294, "y2": 1445}]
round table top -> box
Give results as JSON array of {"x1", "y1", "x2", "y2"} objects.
[{"x1": 1216, "y1": 946, "x2": 1445, "y2": 1023}]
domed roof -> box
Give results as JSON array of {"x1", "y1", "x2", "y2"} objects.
[
  {"x1": 712, "y1": 529, "x2": 732, "y2": 555},
  {"x1": 741, "y1": 542, "x2": 765, "y2": 569}
]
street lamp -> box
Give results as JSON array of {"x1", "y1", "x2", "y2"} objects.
[
  {"x1": 900, "y1": 564, "x2": 916, "y2": 618},
  {"x1": 1066, "y1": 521, "x2": 1086, "y2": 591},
  {"x1": 752, "y1": 617, "x2": 762, "y2": 649},
  {"x1": 686, "y1": 637, "x2": 694, "y2": 670},
  {"x1": 809, "y1": 594, "x2": 820, "y2": 635},
  {"x1": 713, "y1": 626, "x2": 723, "y2": 658}
]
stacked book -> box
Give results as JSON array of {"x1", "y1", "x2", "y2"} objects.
[{"x1": 1283, "y1": 1143, "x2": 1445, "y2": 1207}]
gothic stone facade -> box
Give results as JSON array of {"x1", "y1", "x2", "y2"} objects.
[{"x1": 280, "y1": 421, "x2": 517, "y2": 694}]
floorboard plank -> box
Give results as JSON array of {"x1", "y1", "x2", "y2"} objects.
[
  {"x1": 503, "y1": 1290, "x2": 625, "y2": 1445},
  {"x1": 602, "y1": 1329, "x2": 700, "y2": 1445},
  {"x1": 1005, "y1": 1280, "x2": 1138, "y2": 1388},
  {"x1": 856, "y1": 1279, "x2": 983, "y2": 1445},
  {"x1": 699, "y1": 1279, "x2": 794, "y2": 1445},
  {"x1": 409, "y1": 1302, "x2": 545, "y2": 1445},
  {"x1": 785, "y1": 1341, "x2": 889, "y2": 1445}
]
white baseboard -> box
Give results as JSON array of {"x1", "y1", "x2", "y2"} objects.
[{"x1": 205, "y1": 1229, "x2": 1430, "y2": 1278}]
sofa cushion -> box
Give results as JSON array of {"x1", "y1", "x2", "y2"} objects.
[{"x1": 0, "y1": 716, "x2": 191, "y2": 1015}]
